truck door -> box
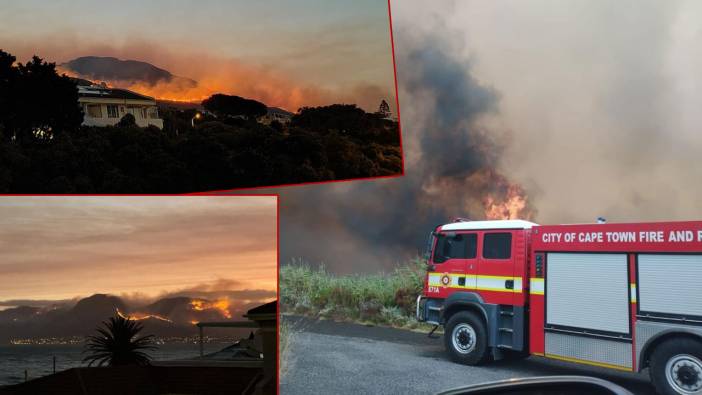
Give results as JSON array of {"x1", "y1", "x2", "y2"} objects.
[
  {"x1": 428, "y1": 232, "x2": 478, "y2": 298},
  {"x1": 477, "y1": 231, "x2": 517, "y2": 305}
]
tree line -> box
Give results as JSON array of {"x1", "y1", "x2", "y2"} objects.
[{"x1": 0, "y1": 50, "x2": 402, "y2": 193}]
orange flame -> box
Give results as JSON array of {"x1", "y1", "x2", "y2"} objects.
[
  {"x1": 115, "y1": 308, "x2": 173, "y2": 323},
  {"x1": 483, "y1": 184, "x2": 532, "y2": 220},
  {"x1": 189, "y1": 298, "x2": 232, "y2": 319}
]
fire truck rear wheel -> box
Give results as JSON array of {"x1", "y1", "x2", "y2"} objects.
[
  {"x1": 650, "y1": 338, "x2": 702, "y2": 395},
  {"x1": 444, "y1": 311, "x2": 488, "y2": 365}
]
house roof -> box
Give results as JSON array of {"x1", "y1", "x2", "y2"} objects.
[
  {"x1": 246, "y1": 301, "x2": 276, "y2": 316},
  {"x1": 78, "y1": 86, "x2": 156, "y2": 101},
  {"x1": 266, "y1": 107, "x2": 293, "y2": 116}
]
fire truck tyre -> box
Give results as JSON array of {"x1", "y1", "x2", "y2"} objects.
[
  {"x1": 650, "y1": 338, "x2": 702, "y2": 395},
  {"x1": 444, "y1": 311, "x2": 488, "y2": 365}
]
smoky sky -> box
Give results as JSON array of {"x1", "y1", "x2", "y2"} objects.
[
  {"x1": 433, "y1": 0, "x2": 702, "y2": 223},
  {"x1": 0, "y1": 196, "x2": 277, "y2": 301},
  {"x1": 258, "y1": 0, "x2": 702, "y2": 274}
]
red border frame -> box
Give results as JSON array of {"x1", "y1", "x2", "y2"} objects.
[{"x1": 0, "y1": 194, "x2": 280, "y2": 390}]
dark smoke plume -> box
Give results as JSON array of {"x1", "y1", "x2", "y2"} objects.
[{"x1": 244, "y1": 31, "x2": 535, "y2": 273}]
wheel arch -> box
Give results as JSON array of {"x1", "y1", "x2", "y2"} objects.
[
  {"x1": 442, "y1": 292, "x2": 489, "y2": 326},
  {"x1": 639, "y1": 328, "x2": 702, "y2": 371}
]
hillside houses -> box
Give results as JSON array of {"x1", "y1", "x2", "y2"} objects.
[{"x1": 78, "y1": 85, "x2": 164, "y2": 129}]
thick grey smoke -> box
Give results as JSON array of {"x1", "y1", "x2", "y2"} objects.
[
  {"x1": 267, "y1": 24, "x2": 533, "y2": 273},
  {"x1": 431, "y1": 0, "x2": 702, "y2": 224}
]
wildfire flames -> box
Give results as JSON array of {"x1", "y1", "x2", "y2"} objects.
[
  {"x1": 57, "y1": 65, "x2": 313, "y2": 110},
  {"x1": 189, "y1": 298, "x2": 232, "y2": 319},
  {"x1": 115, "y1": 308, "x2": 173, "y2": 323},
  {"x1": 483, "y1": 183, "x2": 532, "y2": 220}
]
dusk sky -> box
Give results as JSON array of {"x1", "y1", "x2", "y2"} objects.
[
  {"x1": 0, "y1": 196, "x2": 276, "y2": 303},
  {"x1": 0, "y1": 0, "x2": 395, "y2": 111}
]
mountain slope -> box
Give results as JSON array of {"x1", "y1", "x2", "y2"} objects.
[{"x1": 60, "y1": 56, "x2": 196, "y2": 88}]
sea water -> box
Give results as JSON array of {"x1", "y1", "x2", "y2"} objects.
[{"x1": 0, "y1": 342, "x2": 231, "y2": 386}]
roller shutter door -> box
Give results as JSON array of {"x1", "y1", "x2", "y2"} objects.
[
  {"x1": 546, "y1": 253, "x2": 629, "y2": 334},
  {"x1": 638, "y1": 254, "x2": 702, "y2": 318}
]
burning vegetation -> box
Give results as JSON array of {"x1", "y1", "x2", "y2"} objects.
[
  {"x1": 484, "y1": 184, "x2": 531, "y2": 220},
  {"x1": 189, "y1": 298, "x2": 232, "y2": 319},
  {"x1": 115, "y1": 308, "x2": 173, "y2": 323}
]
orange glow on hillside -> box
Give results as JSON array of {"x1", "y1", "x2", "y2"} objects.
[
  {"x1": 56, "y1": 63, "x2": 320, "y2": 110},
  {"x1": 115, "y1": 308, "x2": 173, "y2": 323},
  {"x1": 189, "y1": 298, "x2": 232, "y2": 319}
]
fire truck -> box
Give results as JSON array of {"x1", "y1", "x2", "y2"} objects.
[{"x1": 416, "y1": 219, "x2": 702, "y2": 395}]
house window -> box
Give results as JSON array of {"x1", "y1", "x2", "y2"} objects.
[
  {"x1": 141, "y1": 108, "x2": 148, "y2": 119},
  {"x1": 107, "y1": 105, "x2": 119, "y2": 118},
  {"x1": 148, "y1": 108, "x2": 159, "y2": 119},
  {"x1": 86, "y1": 104, "x2": 102, "y2": 118}
]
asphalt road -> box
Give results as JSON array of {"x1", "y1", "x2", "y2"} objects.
[{"x1": 280, "y1": 316, "x2": 656, "y2": 395}]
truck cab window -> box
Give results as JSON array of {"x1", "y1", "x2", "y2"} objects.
[
  {"x1": 483, "y1": 233, "x2": 512, "y2": 259},
  {"x1": 433, "y1": 233, "x2": 477, "y2": 263}
]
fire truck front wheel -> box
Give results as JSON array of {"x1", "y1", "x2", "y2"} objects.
[
  {"x1": 444, "y1": 311, "x2": 489, "y2": 365},
  {"x1": 650, "y1": 337, "x2": 702, "y2": 395}
]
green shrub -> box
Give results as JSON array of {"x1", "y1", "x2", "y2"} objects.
[{"x1": 280, "y1": 257, "x2": 428, "y2": 328}]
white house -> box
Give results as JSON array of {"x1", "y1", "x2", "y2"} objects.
[
  {"x1": 78, "y1": 85, "x2": 164, "y2": 129},
  {"x1": 258, "y1": 107, "x2": 293, "y2": 125}
]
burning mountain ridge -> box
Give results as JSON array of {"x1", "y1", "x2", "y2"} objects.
[
  {"x1": 272, "y1": 30, "x2": 536, "y2": 273},
  {"x1": 57, "y1": 56, "x2": 203, "y2": 103},
  {"x1": 59, "y1": 56, "x2": 196, "y2": 87},
  {"x1": 52, "y1": 52, "x2": 391, "y2": 111},
  {"x1": 0, "y1": 294, "x2": 262, "y2": 342}
]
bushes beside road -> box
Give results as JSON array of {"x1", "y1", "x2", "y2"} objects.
[{"x1": 280, "y1": 258, "x2": 432, "y2": 329}]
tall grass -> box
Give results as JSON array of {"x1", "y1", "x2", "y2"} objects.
[
  {"x1": 280, "y1": 258, "x2": 429, "y2": 328},
  {"x1": 279, "y1": 319, "x2": 296, "y2": 377}
]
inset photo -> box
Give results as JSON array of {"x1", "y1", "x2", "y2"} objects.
[
  {"x1": 0, "y1": 196, "x2": 277, "y2": 394},
  {"x1": 0, "y1": 0, "x2": 401, "y2": 193}
]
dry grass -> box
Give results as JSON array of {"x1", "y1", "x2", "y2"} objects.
[{"x1": 279, "y1": 319, "x2": 298, "y2": 377}]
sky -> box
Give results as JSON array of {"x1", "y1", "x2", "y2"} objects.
[
  {"x1": 0, "y1": 0, "x2": 395, "y2": 111},
  {"x1": 0, "y1": 196, "x2": 277, "y2": 302},
  {"x1": 269, "y1": 0, "x2": 702, "y2": 273}
]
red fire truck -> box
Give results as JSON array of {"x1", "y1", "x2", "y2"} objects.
[{"x1": 417, "y1": 219, "x2": 702, "y2": 395}]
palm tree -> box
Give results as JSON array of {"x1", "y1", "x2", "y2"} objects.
[{"x1": 83, "y1": 314, "x2": 157, "y2": 366}]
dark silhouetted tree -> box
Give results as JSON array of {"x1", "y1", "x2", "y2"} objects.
[
  {"x1": 0, "y1": 50, "x2": 83, "y2": 142},
  {"x1": 202, "y1": 94, "x2": 267, "y2": 119},
  {"x1": 117, "y1": 113, "x2": 137, "y2": 128},
  {"x1": 83, "y1": 314, "x2": 156, "y2": 366},
  {"x1": 377, "y1": 99, "x2": 391, "y2": 118}
]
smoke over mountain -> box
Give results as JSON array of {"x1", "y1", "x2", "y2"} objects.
[
  {"x1": 59, "y1": 56, "x2": 197, "y2": 89},
  {"x1": 270, "y1": 27, "x2": 534, "y2": 273},
  {"x1": 0, "y1": 289, "x2": 275, "y2": 343}
]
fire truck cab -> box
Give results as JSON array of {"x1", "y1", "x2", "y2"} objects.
[{"x1": 417, "y1": 219, "x2": 702, "y2": 395}]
